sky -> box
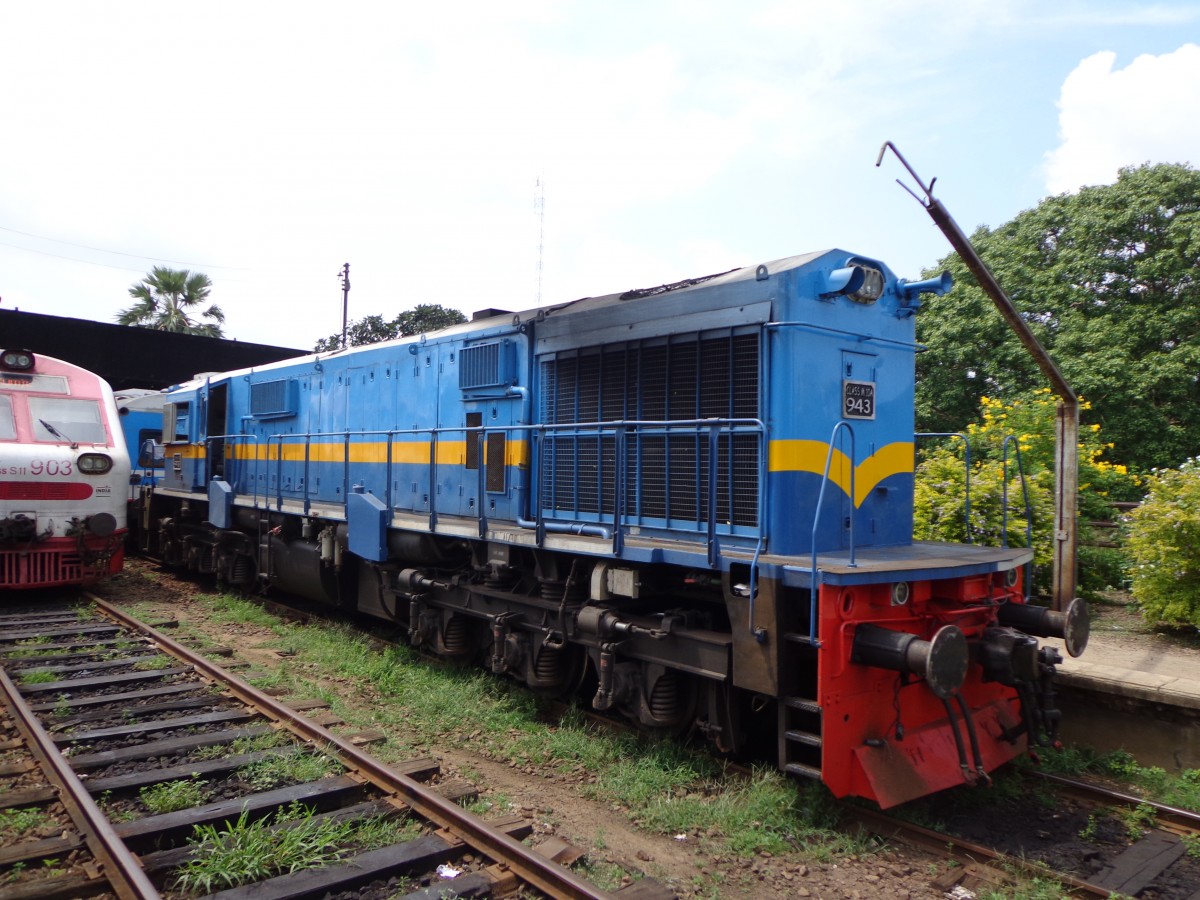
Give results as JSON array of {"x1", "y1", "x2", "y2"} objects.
[{"x1": 1, "y1": 1, "x2": 1199, "y2": 353}]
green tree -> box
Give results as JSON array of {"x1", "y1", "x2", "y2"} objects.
[
  {"x1": 314, "y1": 304, "x2": 467, "y2": 351},
  {"x1": 915, "y1": 163, "x2": 1200, "y2": 470},
  {"x1": 117, "y1": 267, "x2": 225, "y2": 338}
]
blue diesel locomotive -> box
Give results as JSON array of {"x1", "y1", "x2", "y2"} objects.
[{"x1": 134, "y1": 248, "x2": 1088, "y2": 807}]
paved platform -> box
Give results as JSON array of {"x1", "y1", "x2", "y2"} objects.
[
  {"x1": 1041, "y1": 605, "x2": 1200, "y2": 769},
  {"x1": 1050, "y1": 634, "x2": 1200, "y2": 712}
]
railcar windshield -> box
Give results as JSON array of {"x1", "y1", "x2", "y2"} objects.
[
  {"x1": 27, "y1": 397, "x2": 107, "y2": 444},
  {"x1": 0, "y1": 395, "x2": 14, "y2": 440}
]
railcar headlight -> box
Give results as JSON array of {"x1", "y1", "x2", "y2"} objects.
[
  {"x1": 0, "y1": 349, "x2": 34, "y2": 371},
  {"x1": 890, "y1": 582, "x2": 910, "y2": 606},
  {"x1": 849, "y1": 267, "x2": 885, "y2": 303},
  {"x1": 78, "y1": 453, "x2": 113, "y2": 474}
]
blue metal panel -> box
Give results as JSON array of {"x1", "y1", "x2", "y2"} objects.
[
  {"x1": 208, "y1": 477, "x2": 234, "y2": 528},
  {"x1": 347, "y1": 485, "x2": 388, "y2": 562}
]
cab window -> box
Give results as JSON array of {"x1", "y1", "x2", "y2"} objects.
[
  {"x1": 0, "y1": 395, "x2": 14, "y2": 440},
  {"x1": 27, "y1": 397, "x2": 106, "y2": 444}
]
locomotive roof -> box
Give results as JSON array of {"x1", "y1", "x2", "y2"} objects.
[{"x1": 173, "y1": 249, "x2": 847, "y2": 388}]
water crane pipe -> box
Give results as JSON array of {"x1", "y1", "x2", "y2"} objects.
[{"x1": 876, "y1": 142, "x2": 1079, "y2": 612}]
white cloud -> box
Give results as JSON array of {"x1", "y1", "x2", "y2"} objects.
[{"x1": 1044, "y1": 44, "x2": 1200, "y2": 194}]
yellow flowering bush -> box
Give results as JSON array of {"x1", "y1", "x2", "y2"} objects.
[
  {"x1": 914, "y1": 389, "x2": 1141, "y2": 597},
  {"x1": 1126, "y1": 461, "x2": 1200, "y2": 626}
]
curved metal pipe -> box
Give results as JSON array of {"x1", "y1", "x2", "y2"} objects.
[{"x1": 516, "y1": 517, "x2": 612, "y2": 539}]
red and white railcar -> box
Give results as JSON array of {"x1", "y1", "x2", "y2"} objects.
[{"x1": 0, "y1": 349, "x2": 129, "y2": 588}]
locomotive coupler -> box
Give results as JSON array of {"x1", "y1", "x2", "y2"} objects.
[
  {"x1": 998, "y1": 644, "x2": 1065, "y2": 747},
  {"x1": 396, "y1": 568, "x2": 450, "y2": 592},
  {"x1": 577, "y1": 605, "x2": 669, "y2": 641}
]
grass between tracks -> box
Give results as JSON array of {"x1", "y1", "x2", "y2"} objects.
[
  {"x1": 113, "y1": 586, "x2": 876, "y2": 889},
  {"x1": 1037, "y1": 745, "x2": 1200, "y2": 812}
]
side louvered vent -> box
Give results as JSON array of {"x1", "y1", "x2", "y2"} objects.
[
  {"x1": 460, "y1": 341, "x2": 511, "y2": 390},
  {"x1": 250, "y1": 379, "x2": 297, "y2": 419},
  {"x1": 539, "y1": 333, "x2": 760, "y2": 530}
]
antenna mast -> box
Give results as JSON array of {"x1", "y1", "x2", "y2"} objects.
[{"x1": 534, "y1": 175, "x2": 545, "y2": 306}]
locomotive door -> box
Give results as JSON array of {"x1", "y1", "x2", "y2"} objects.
[
  {"x1": 206, "y1": 384, "x2": 228, "y2": 484},
  {"x1": 839, "y1": 350, "x2": 876, "y2": 547},
  {"x1": 334, "y1": 363, "x2": 396, "y2": 505}
]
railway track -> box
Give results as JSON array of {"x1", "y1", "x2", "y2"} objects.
[
  {"x1": 0, "y1": 596, "x2": 672, "y2": 899},
  {"x1": 845, "y1": 769, "x2": 1200, "y2": 899}
]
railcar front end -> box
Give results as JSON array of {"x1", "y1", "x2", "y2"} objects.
[{"x1": 0, "y1": 350, "x2": 129, "y2": 588}]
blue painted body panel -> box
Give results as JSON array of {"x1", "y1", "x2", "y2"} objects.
[{"x1": 156, "y1": 249, "x2": 1009, "y2": 585}]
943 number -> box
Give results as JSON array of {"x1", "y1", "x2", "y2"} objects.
[{"x1": 843, "y1": 381, "x2": 876, "y2": 420}]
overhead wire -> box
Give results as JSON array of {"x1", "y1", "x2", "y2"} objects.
[{"x1": 0, "y1": 224, "x2": 246, "y2": 271}]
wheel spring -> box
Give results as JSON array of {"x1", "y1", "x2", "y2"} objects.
[
  {"x1": 443, "y1": 615, "x2": 470, "y2": 654},
  {"x1": 539, "y1": 579, "x2": 586, "y2": 601},
  {"x1": 649, "y1": 671, "x2": 681, "y2": 721},
  {"x1": 230, "y1": 555, "x2": 254, "y2": 584},
  {"x1": 484, "y1": 570, "x2": 516, "y2": 591},
  {"x1": 534, "y1": 644, "x2": 563, "y2": 683}
]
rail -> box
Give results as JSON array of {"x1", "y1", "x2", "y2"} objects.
[
  {"x1": 90, "y1": 595, "x2": 614, "y2": 900},
  {"x1": 0, "y1": 656, "x2": 160, "y2": 899},
  {"x1": 202, "y1": 417, "x2": 766, "y2": 564}
]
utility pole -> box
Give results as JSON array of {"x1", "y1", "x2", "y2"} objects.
[{"x1": 339, "y1": 262, "x2": 351, "y2": 349}]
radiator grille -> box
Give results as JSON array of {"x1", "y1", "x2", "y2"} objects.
[
  {"x1": 540, "y1": 332, "x2": 759, "y2": 529},
  {"x1": 0, "y1": 548, "x2": 85, "y2": 587}
]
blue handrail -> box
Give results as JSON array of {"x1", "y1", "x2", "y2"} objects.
[
  {"x1": 1001, "y1": 435, "x2": 1035, "y2": 598},
  {"x1": 808, "y1": 421, "x2": 857, "y2": 644}
]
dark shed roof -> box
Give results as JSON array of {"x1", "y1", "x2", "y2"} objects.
[{"x1": 0, "y1": 309, "x2": 304, "y2": 391}]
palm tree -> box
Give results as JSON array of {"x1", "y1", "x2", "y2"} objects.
[{"x1": 118, "y1": 267, "x2": 226, "y2": 337}]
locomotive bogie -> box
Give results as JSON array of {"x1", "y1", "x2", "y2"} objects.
[{"x1": 132, "y1": 249, "x2": 1086, "y2": 807}]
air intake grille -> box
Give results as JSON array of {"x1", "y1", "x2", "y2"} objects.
[
  {"x1": 460, "y1": 342, "x2": 510, "y2": 390},
  {"x1": 250, "y1": 379, "x2": 296, "y2": 418},
  {"x1": 539, "y1": 333, "x2": 759, "y2": 529}
]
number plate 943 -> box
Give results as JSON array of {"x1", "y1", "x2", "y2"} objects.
[{"x1": 843, "y1": 381, "x2": 876, "y2": 420}]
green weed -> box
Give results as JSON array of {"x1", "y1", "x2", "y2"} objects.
[
  {"x1": 173, "y1": 805, "x2": 357, "y2": 893},
  {"x1": 1079, "y1": 814, "x2": 1100, "y2": 842},
  {"x1": 236, "y1": 752, "x2": 340, "y2": 792},
  {"x1": 192, "y1": 731, "x2": 290, "y2": 760},
  {"x1": 0, "y1": 807, "x2": 49, "y2": 841},
  {"x1": 132, "y1": 653, "x2": 174, "y2": 671},
  {"x1": 17, "y1": 670, "x2": 57, "y2": 685},
  {"x1": 141, "y1": 778, "x2": 210, "y2": 815},
  {"x1": 1118, "y1": 802, "x2": 1157, "y2": 840}
]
